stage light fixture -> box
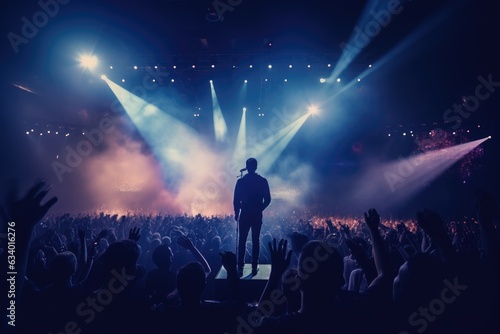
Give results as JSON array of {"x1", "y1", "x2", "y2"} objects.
[
  {"x1": 244, "y1": 80, "x2": 248, "y2": 83},
  {"x1": 79, "y1": 54, "x2": 98, "y2": 70},
  {"x1": 320, "y1": 78, "x2": 326, "y2": 83},
  {"x1": 101, "y1": 75, "x2": 107, "y2": 80},
  {"x1": 268, "y1": 64, "x2": 272, "y2": 69},
  {"x1": 337, "y1": 78, "x2": 341, "y2": 82},
  {"x1": 134, "y1": 65, "x2": 138, "y2": 70},
  {"x1": 308, "y1": 105, "x2": 319, "y2": 115}
]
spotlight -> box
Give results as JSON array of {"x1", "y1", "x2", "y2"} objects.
[
  {"x1": 319, "y1": 78, "x2": 326, "y2": 83},
  {"x1": 307, "y1": 64, "x2": 311, "y2": 68},
  {"x1": 40, "y1": 133, "x2": 43, "y2": 136},
  {"x1": 369, "y1": 64, "x2": 372, "y2": 68},
  {"x1": 134, "y1": 65, "x2": 138, "y2": 70},
  {"x1": 47, "y1": 131, "x2": 50, "y2": 134},
  {"x1": 388, "y1": 134, "x2": 391, "y2": 137},
  {"x1": 268, "y1": 64, "x2": 272, "y2": 69},
  {"x1": 65, "y1": 133, "x2": 69, "y2": 137},
  {"x1": 109, "y1": 66, "x2": 113, "y2": 69},
  {"x1": 55, "y1": 132, "x2": 58, "y2": 135},
  {"x1": 79, "y1": 54, "x2": 98, "y2": 70},
  {"x1": 357, "y1": 78, "x2": 361, "y2": 82},
  {"x1": 308, "y1": 105, "x2": 319, "y2": 115},
  {"x1": 26, "y1": 131, "x2": 29, "y2": 135},
  {"x1": 336, "y1": 78, "x2": 341, "y2": 82},
  {"x1": 284, "y1": 79, "x2": 287, "y2": 82},
  {"x1": 244, "y1": 79, "x2": 248, "y2": 83},
  {"x1": 101, "y1": 74, "x2": 107, "y2": 80},
  {"x1": 209, "y1": 80, "x2": 213, "y2": 83},
  {"x1": 265, "y1": 78, "x2": 268, "y2": 82},
  {"x1": 289, "y1": 65, "x2": 292, "y2": 68},
  {"x1": 403, "y1": 132, "x2": 407, "y2": 136},
  {"x1": 122, "y1": 79, "x2": 125, "y2": 82},
  {"x1": 211, "y1": 64, "x2": 215, "y2": 68},
  {"x1": 249, "y1": 65, "x2": 253, "y2": 68},
  {"x1": 488, "y1": 135, "x2": 492, "y2": 139},
  {"x1": 233, "y1": 65, "x2": 236, "y2": 68},
  {"x1": 327, "y1": 63, "x2": 331, "y2": 67},
  {"x1": 154, "y1": 65, "x2": 158, "y2": 69},
  {"x1": 171, "y1": 79, "x2": 175, "y2": 83},
  {"x1": 152, "y1": 79, "x2": 155, "y2": 82},
  {"x1": 173, "y1": 65, "x2": 177, "y2": 69},
  {"x1": 243, "y1": 107, "x2": 247, "y2": 112},
  {"x1": 30, "y1": 129, "x2": 34, "y2": 132},
  {"x1": 192, "y1": 65, "x2": 196, "y2": 68}
]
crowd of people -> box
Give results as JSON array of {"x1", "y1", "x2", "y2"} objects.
[{"x1": 1, "y1": 180, "x2": 499, "y2": 333}]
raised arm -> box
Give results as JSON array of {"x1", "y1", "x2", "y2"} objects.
[
  {"x1": 178, "y1": 235, "x2": 211, "y2": 276},
  {"x1": 364, "y1": 209, "x2": 394, "y2": 287}
]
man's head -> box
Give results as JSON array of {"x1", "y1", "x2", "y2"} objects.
[{"x1": 246, "y1": 158, "x2": 258, "y2": 173}]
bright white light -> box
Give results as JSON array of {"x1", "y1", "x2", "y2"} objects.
[
  {"x1": 26, "y1": 131, "x2": 29, "y2": 135},
  {"x1": 55, "y1": 132, "x2": 58, "y2": 135},
  {"x1": 65, "y1": 133, "x2": 69, "y2": 137},
  {"x1": 249, "y1": 65, "x2": 253, "y2": 68},
  {"x1": 31, "y1": 129, "x2": 34, "y2": 132},
  {"x1": 47, "y1": 131, "x2": 50, "y2": 134},
  {"x1": 308, "y1": 105, "x2": 319, "y2": 115},
  {"x1": 154, "y1": 65, "x2": 158, "y2": 69},
  {"x1": 173, "y1": 65, "x2": 177, "y2": 69},
  {"x1": 289, "y1": 65, "x2": 292, "y2": 68},
  {"x1": 101, "y1": 75, "x2": 107, "y2": 80},
  {"x1": 209, "y1": 80, "x2": 213, "y2": 83},
  {"x1": 79, "y1": 54, "x2": 98, "y2": 70},
  {"x1": 110, "y1": 66, "x2": 113, "y2": 69},
  {"x1": 244, "y1": 80, "x2": 248, "y2": 83},
  {"x1": 327, "y1": 63, "x2": 331, "y2": 67},
  {"x1": 40, "y1": 133, "x2": 42, "y2": 136},
  {"x1": 134, "y1": 65, "x2": 138, "y2": 70},
  {"x1": 171, "y1": 79, "x2": 175, "y2": 83},
  {"x1": 403, "y1": 133, "x2": 407, "y2": 136},
  {"x1": 369, "y1": 64, "x2": 372, "y2": 68},
  {"x1": 268, "y1": 64, "x2": 272, "y2": 69},
  {"x1": 265, "y1": 78, "x2": 268, "y2": 82},
  {"x1": 243, "y1": 107, "x2": 247, "y2": 112},
  {"x1": 336, "y1": 78, "x2": 341, "y2": 82},
  {"x1": 320, "y1": 78, "x2": 326, "y2": 83},
  {"x1": 357, "y1": 78, "x2": 361, "y2": 82},
  {"x1": 388, "y1": 134, "x2": 391, "y2": 137},
  {"x1": 284, "y1": 79, "x2": 287, "y2": 82},
  {"x1": 211, "y1": 64, "x2": 215, "y2": 68},
  {"x1": 192, "y1": 65, "x2": 196, "y2": 68},
  {"x1": 488, "y1": 135, "x2": 492, "y2": 139},
  {"x1": 307, "y1": 64, "x2": 311, "y2": 68},
  {"x1": 122, "y1": 79, "x2": 125, "y2": 82}
]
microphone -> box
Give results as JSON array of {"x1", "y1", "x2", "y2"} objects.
[{"x1": 239, "y1": 168, "x2": 247, "y2": 172}]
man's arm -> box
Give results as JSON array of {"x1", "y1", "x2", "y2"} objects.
[
  {"x1": 261, "y1": 179, "x2": 271, "y2": 211},
  {"x1": 233, "y1": 180, "x2": 241, "y2": 221}
]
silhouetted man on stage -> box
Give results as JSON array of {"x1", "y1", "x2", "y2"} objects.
[{"x1": 233, "y1": 158, "x2": 271, "y2": 276}]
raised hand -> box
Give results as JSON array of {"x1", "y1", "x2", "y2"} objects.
[
  {"x1": 6, "y1": 180, "x2": 58, "y2": 229},
  {"x1": 268, "y1": 238, "x2": 292, "y2": 278},
  {"x1": 364, "y1": 208, "x2": 380, "y2": 231},
  {"x1": 177, "y1": 235, "x2": 195, "y2": 251},
  {"x1": 339, "y1": 223, "x2": 351, "y2": 239},
  {"x1": 128, "y1": 227, "x2": 141, "y2": 242}
]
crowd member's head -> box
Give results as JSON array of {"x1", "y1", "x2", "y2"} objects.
[
  {"x1": 102, "y1": 240, "x2": 141, "y2": 274},
  {"x1": 177, "y1": 262, "x2": 206, "y2": 306},
  {"x1": 49, "y1": 251, "x2": 77, "y2": 285},
  {"x1": 152, "y1": 244, "x2": 173, "y2": 270},
  {"x1": 393, "y1": 253, "x2": 448, "y2": 314},
  {"x1": 298, "y1": 241, "x2": 344, "y2": 297}
]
